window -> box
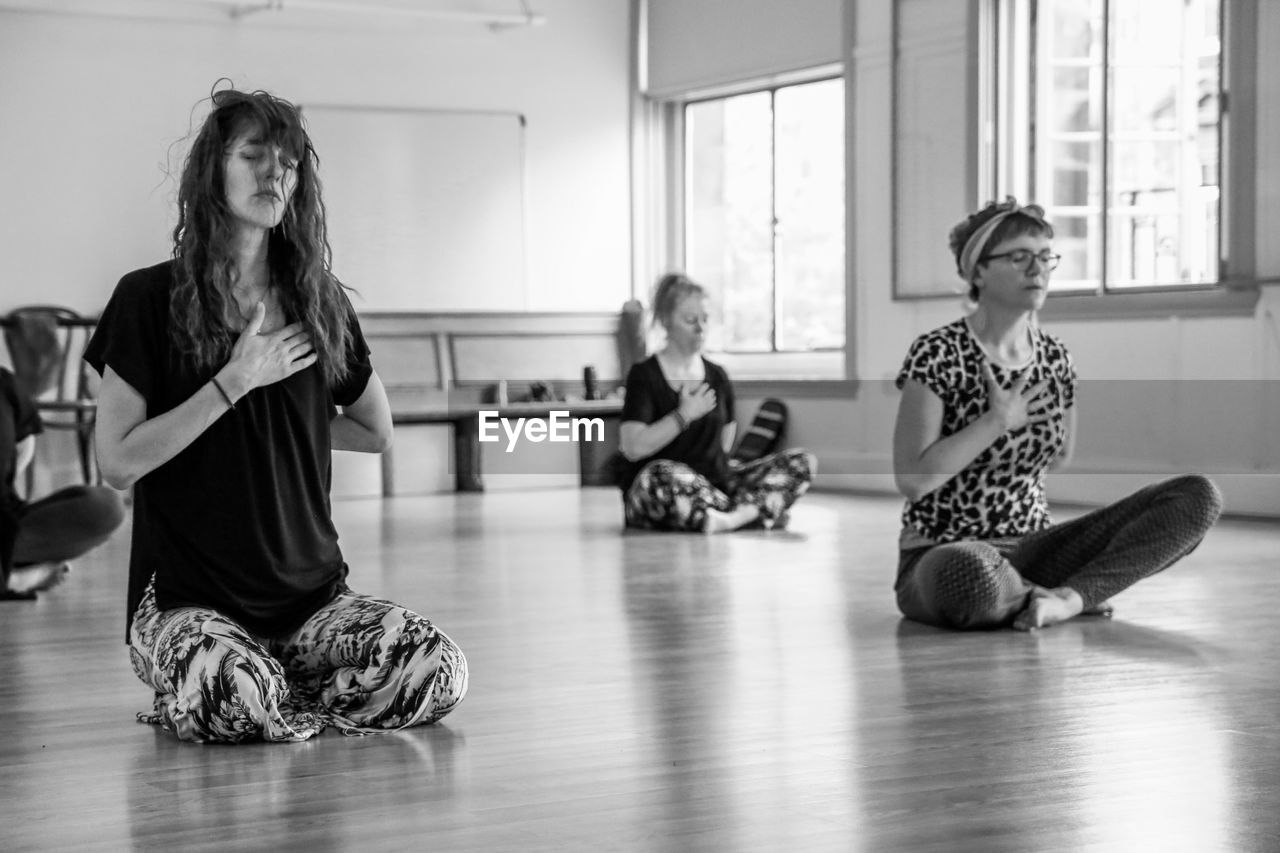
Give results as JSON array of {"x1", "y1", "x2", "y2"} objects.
[
  {"x1": 990, "y1": 0, "x2": 1223, "y2": 292},
  {"x1": 683, "y1": 77, "x2": 844, "y2": 352}
]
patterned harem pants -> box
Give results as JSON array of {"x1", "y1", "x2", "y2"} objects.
[
  {"x1": 895, "y1": 474, "x2": 1223, "y2": 630},
  {"x1": 129, "y1": 579, "x2": 468, "y2": 743},
  {"x1": 624, "y1": 449, "x2": 816, "y2": 532}
]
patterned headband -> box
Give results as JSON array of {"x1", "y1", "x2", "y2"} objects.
[{"x1": 958, "y1": 199, "x2": 1047, "y2": 282}]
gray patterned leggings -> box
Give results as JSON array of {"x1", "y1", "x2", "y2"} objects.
[
  {"x1": 895, "y1": 475, "x2": 1223, "y2": 630},
  {"x1": 129, "y1": 579, "x2": 468, "y2": 743}
]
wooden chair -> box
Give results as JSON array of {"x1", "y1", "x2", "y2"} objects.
[{"x1": 2, "y1": 306, "x2": 99, "y2": 493}]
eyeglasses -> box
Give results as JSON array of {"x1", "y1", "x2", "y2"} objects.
[{"x1": 981, "y1": 250, "x2": 1062, "y2": 272}]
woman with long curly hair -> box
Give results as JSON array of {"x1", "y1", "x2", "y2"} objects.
[{"x1": 85, "y1": 84, "x2": 467, "y2": 743}]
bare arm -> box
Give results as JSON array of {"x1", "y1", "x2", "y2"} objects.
[
  {"x1": 95, "y1": 303, "x2": 317, "y2": 490},
  {"x1": 95, "y1": 367, "x2": 230, "y2": 490},
  {"x1": 721, "y1": 422, "x2": 737, "y2": 455},
  {"x1": 14, "y1": 435, "x2": 35, "y2": 477},
  {"x1": 619, "y1": 417, "x2": 679, "y2": 462},
  {"x1": 892, "y1": 364, "x2": 1054, "y2": 502},
  {"x1": 1048, "y1": 404, "x2": 1077, "y2": 471},
  {"x1": 619, "y1": 383, "x2": 718, "y2": 461},
  {"x1": 330, "y1": 369, "x2": 393, "y2": 453}
]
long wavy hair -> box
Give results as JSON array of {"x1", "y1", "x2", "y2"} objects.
[{"x1": 170, "y1": 83, "x2": 353, "y2": 385}]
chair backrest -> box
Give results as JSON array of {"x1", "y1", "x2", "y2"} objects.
[
  {"x1": 617, "y1": 299, "x2": 647, "y2": 379},
  {"x1": 2, "y1": 305, "x2": 97, "y2": 405}
]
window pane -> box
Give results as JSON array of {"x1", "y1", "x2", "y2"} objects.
[
  {"x1": 1112, "y1": 140, "x2": 1180, "y2": 198},
  {"x1": 1047, "y1": 140, "x2": 1099, "y2": 208},
  {"x1": 1108, "y1": 155, "x2": 1219, "y2": 287},
  {"x1": 686, "y1": 92, "x2": 773, "y2": 350},
  {"x1": 685, "y1": 78, "x2": 845, "y2": 353},
  {"x1": 775, "y1": 78, "x2": 845, "y2": 351},
  {"x1": 1031, "y1": 0, "x2": 1221, "y2": 291},
  {"x1": 1038, "y1": 0, "x2": 1105, "y2": 290},
  {"x1": 1046, "y1": 213, "x2": 1100, "y2": 290},
  {"x1": 1110, "y1": 0, "x2": 1185, "y2": 66},
  {"x1": 1047, "y1": 0, "x2": 1102, "y2": 61},
  {"x1": 1111, "y1": 68, "x2": 1180, "y2": 134},
  {"x1": 1106, "y1": 0, "x2": 1220, "y2": 288},
  {"x1": 1109, "y1": 210, "x2": 1183, "y2": 283},
  {"x1": 1049, "y1": 67, "x2": 1100, "y2": 133}
]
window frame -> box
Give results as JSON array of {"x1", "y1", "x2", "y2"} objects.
[
  {"x1": 971, "y1": 0, "x2": 1262, "y2": 319},
  {"x1": 641, "y1": 65, "x2": 853, "y2": 383},
  {"x1": 679, "y1": 71, "x2": 847, "y2": 357}
]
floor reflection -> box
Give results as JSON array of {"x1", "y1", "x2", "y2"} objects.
[
  {"x1": 126, "y1": 723, "x2": 466, "y2": 849},
  {"x1": 620, "y1": 533, "x2": 741, "y2": 842}
]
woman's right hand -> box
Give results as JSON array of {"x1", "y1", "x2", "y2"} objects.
[
  {"x1": 678, "y1": 382, "x2": 718, "y2": 422},
  {"x1": 983, "y1": 363, "x2": 1051, "y2": 432},
  {"x1": 221, "y1": 302, "x2": 318, "y2": 395}
]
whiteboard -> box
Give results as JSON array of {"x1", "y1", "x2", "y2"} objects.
[{"x1": 301, "y1": 105, "x2": 527, "y2": 311}]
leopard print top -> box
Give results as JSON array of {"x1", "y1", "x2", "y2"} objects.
[{"x1": 895, "y1": 318, "x2": 1076, "y2": 544}]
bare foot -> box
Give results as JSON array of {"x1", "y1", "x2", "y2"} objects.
[
  {"x1": 1012, "y1": 586, "x2": 1084, "y2": 631},
  {"x1": 703, "y1": 505, "x2": 761, "y2": 534},
  {"x1": 763, "y1": 510, "x2": 791, "y2": 531},
  {"x1": 6, "y1": 562, "x2": 71, "y2": 596}
]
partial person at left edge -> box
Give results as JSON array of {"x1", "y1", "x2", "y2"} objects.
[
  {"x1": 83, "y1": 82, "x2": 468, "y2": 743},
  {"x1": 1, "y1": 366, "x2": 124, "y2": 600}
]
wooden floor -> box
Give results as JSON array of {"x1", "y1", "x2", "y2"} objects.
[{"x1": 2, "y1": 488, "x2": 1278, "y2": 852}]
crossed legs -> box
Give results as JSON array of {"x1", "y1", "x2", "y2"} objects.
[
  {"x1": 895, "y1": 475, "x2": 1223, "y2": 631},
  {"x1": 3, "y1": 485, "x2": 124, "y2": 599},
  {"x1": 623, "y1": 450, "x2": 815, "y2": 533},
  {"x1": 129, "y1": 580, "x2": 469, "y2": 743}
]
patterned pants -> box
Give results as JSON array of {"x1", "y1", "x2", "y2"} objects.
[
  {"x1": 624, "y1": 449, "x2": 816, "y2": 532},
  {"x1": 895, "y1": 475, "x2": 1223, "y2": 630},
  {"x1": 129, "y1": 579, "x2": 468, "y2": 743}
]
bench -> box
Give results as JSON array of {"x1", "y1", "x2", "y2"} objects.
[
  {"x1": 387, "y1": 398, "x2": 623, "y2": 493},
  {"x1": 359, "y1": 311, "x2": 628, "y2": 494}
]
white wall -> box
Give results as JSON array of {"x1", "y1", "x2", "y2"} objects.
[
  {"x1": 0, "y1": 0, "x2": 633, "y2": 317},
  {"x1": 791, "y1": 0, "x2": 1280, "y2": 518}
]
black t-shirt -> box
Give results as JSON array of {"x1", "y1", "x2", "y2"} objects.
[
  {"x1": 1, "y1": 367, "x2": 43, "y2": 577},
  {"x1": 84, "y1": 260, "x2": 373, "y2": 640},
  {"x1": 617, "y1": 355, "x2": 735, "y2": 492}
]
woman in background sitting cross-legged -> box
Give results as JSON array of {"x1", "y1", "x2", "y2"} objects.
[
  {"x1": 617, "y1": 272, "x2": 815, "y2": 534},
  {"x1": 1, "y1": 366, "x2": 124, "y2": 600}
]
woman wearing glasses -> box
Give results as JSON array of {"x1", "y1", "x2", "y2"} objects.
[{"x1": 891, "y1": 198, "x2": 1221, "y2": 631}]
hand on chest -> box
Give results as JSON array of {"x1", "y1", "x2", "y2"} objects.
[{"x1": 950, "y1": 362, "x2": 1066, "y2": 462}]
